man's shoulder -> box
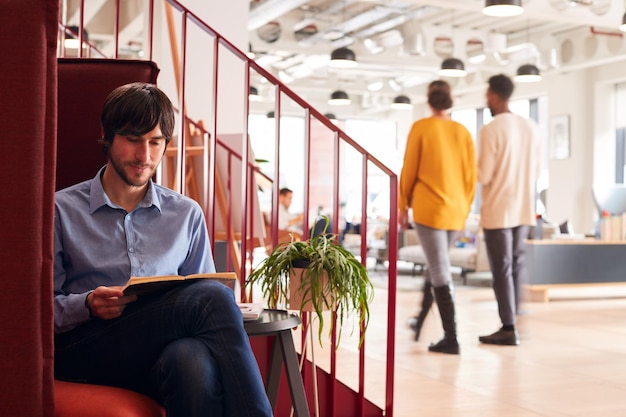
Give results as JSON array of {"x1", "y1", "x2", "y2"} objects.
[
  {"x1": 55, "y1": 179, "x2": 92, "y2": 203},
  {"x1": 498, "y1": 112, "x2": 535, "y2": 126},
  {"x1": 152, "y1": 183, "x2": 202, "y2": 211}
]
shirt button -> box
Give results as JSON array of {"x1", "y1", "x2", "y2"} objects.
[{"x1": 129, "y1": 248, "x2": 135, "y2": 253}]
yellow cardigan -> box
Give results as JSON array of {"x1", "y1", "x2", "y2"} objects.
[{"x1": 399, "y1": 117, "x2": 477, "y2": 231}]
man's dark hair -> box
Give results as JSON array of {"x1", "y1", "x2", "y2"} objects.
[
  {"x1": 487, "y1": 74, "x2": 515, "y2": 101},
  {"x1": 427, "y1": 80, "x2": 453, "y2": 111},
  {"x1": 279, "y1": 187, "x2": 293, "y2": 196},
  {"x1": 99, "y1": 82, "x2": 175, "y2": 155}
]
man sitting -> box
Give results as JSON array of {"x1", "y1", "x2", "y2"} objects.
[{"x1": 53, "y1": 82, "x2": 273, "y2": 417}]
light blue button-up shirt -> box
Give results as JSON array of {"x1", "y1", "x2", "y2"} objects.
[{"x1": 53, "y1": 167, "x2": 215, "y2": 333}]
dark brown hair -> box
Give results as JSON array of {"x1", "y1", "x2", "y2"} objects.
[
  {"x1": 487, "y1": 74, "x2": 514, "y2": 101},
  {"x1": 427, "y1": 80, "x2": 453, "y2": 111},
  {"x1": 99, "y1": 82, "x2": 175, "y2": 155}
]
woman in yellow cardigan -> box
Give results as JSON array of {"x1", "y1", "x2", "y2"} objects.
[{"x1": 399, "y1": 80, "x2": 476, "y2": 354}]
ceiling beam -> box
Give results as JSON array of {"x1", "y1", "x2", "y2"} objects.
[{"x1": 249, "y1": 0, "x2": 313, "y2": 31}]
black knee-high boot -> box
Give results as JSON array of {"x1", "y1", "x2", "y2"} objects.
[
  {"x1": 428, "y1": 285, "x2": 459, "y2": 355},
  {"x1": 409, "y1": 280, "x2": 433, "y2": 341}
]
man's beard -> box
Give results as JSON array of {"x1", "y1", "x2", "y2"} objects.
[{"x1": 109, "y1": 156, "x2": 155, "y2": 187}]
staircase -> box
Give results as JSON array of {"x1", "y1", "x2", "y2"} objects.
[{"x1": 58, "y1": 1, "x2": 398, "y2": 416}]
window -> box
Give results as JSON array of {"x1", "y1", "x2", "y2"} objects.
[{"x1": 248, "y1": 114, "x2": 398, "y2": 223}]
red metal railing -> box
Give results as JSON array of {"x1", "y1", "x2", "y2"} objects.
[{"x1": 58, "y1": 1, "x2": 398, "y2": 416}]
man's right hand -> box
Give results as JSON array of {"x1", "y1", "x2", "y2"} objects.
[{"x1": 86, "y1": 286, "x2": 137, "y2": 320}]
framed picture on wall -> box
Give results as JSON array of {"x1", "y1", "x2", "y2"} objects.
[{"x1": 550, "y1": 115, "x2": 570, "y2": 160}]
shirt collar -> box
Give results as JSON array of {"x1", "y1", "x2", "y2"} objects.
[{"x1": 88, "y1": 165, "x2": 162, "y2": 214}]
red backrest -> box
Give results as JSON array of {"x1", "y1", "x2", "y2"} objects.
[{"x1": 56, "y1": 58, "x2": 160, "y2": 190}]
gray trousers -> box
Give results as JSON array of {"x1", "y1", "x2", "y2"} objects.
[
  {"x1": 483, "y1": 226, "x2": 529, "y2": 326},
  {"x1": 414, "y1": 223, "x2": 458, "y2": 288}
]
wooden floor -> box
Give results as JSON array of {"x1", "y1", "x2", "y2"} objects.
[{"x1": 362, "y1": 265, "x2": 626, "y2": 417}]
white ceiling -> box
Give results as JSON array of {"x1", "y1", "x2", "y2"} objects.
[
  {"x1": 248, "y1": 0, "x2": 626, "y2": 115},
  {"x1": 61, "y1": 0, "x2": 626, "y2": 116}
]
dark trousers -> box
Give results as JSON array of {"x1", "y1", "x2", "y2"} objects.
[
  {"x1": 55, "y1": 280, "x2": 273, "y2": 417},
  {"x1": 483, "y1": 226, "x2": 529, "y2": 326}
]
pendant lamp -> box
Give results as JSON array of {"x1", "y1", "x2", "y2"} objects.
[
  {"x1": 328, "y1": 90, "x2": 351, "y2": 106},
  {"x1": 439, "y1": 58, "x2": 466, "y2": 77},
  {"x1": 514, "y1": 64, "x2": 542, "y2": 83},
  {"x1": 391, "y1": 95, "x2": 412, "y2": 109},
  {"x1": 329, "y1": 47, "x2": 358, "y2": 68},
  {"x1": 483, "y1": 0, "x2": 524, "y2": 17},
  {"x1": 514, "y1": 20, "x2": 541, "y2": 83},
  {"x1": 324, "y1": 113, "x2": 338, "y2": 122},
  {"x1": 249, "y1": 86, "x2": 262, "y2": 101}
]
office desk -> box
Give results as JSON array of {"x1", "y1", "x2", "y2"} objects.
[
  {"x1": 245, "y1": 309, "x2": 310, "y2": 417},
  {"x1": 525, "y1": 239, "x2": 626, "y2": 301}
]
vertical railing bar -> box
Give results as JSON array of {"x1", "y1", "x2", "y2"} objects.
[
  {"x1": 271, "y1": 88, "x2": 282, "y2": 248},
  {"x1": 329, "y1": 125, "x2": 341, "y2": 417},
  {"x1": 302, "y1": 107, "x2": 313, "y2": 414},
  {"x1": 240, "y1": 61, "x2": 252, "y2": 290},
  {"x1": 114, "y1": 0, "x2": 120, "y2": 59},
  {"x1": 177, "y1": 13, "x2": 188, "y2": 197},
  {"x1": 332, "y1": 129, "x2": 341, "y2": 238},
  {"x1": 385, "y1": 173, "x2": 398, "y2": 417},
  {"x1": 360, "y1": 155, "x2": 368, "y2": 265},
  {"x1": 78, "y1": 0, "x2": 85, "y2": 58},
  {"x1": 226, "y1": 153, "x2": 233, "y2": 271},
  {"x1": 207, "y1": 36, "x2": 220, "y2": 248},
  {"x1": 59, "y1": 1, "x2": 67, "y2": 57},
  {"x1": 147, "y1": 0, "x2": 154, "y2": 61},
  {"x1": 359, "y1": 153, "x2": 369, "y2": 417},
  {"x1": 303, "y1": 108, "x2": 311, "y2": 237},
  {"x1": 245, "y1": 164, "x2": 256, "y2": 301}
]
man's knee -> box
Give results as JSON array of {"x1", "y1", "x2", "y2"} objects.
[
  {"x1": 156, "y1": 338, "x2": 222, "y2": 395},
  {"x1": 182, "y1": 279, "x2": 237, "y2": 309}
]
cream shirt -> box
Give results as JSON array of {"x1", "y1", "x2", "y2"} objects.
[{"x1": 478, "y1": 112, "x2": 542, "y2": 229}]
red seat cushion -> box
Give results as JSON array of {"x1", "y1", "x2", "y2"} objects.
[{"x1": 54, "y1": 380, "x2": 165, "y2": 417}]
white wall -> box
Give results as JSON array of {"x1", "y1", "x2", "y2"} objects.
[{"x1": 544, "y1": 70, "x2": 594, "y2": 234}]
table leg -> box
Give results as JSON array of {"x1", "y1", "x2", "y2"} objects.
[
  {"x1": 277, "y1": 330, "x2": 311, "y2": 417},
  {"x1": 265, "y1": 336, "x2": 282, "y2": 409}
]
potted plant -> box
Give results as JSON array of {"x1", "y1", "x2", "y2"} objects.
[{"x1": 246, "y1": 216, "x2": 374, "y2": 347}]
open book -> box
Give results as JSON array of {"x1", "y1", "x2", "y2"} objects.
[{"x1": 122, "y1": 272, "x2": 237, "y2": 296}]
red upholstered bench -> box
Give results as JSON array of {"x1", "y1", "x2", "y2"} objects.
[{"x1": 54, "y1": 380, "x2": 165, "y2": 417}]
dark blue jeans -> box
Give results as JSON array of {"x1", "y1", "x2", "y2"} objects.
[{"x1": 55, "y1": 280, "x2": 273, "y2": 417}]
